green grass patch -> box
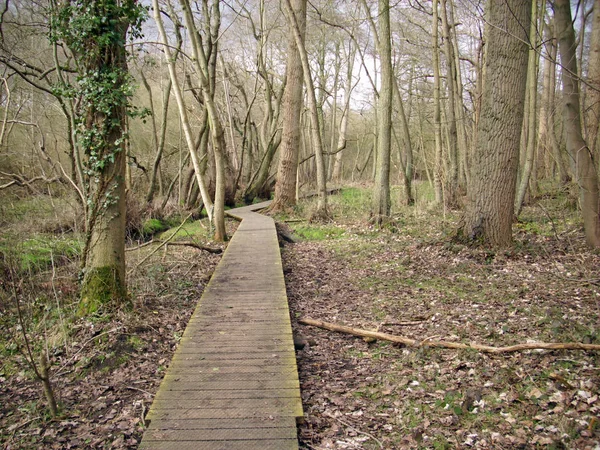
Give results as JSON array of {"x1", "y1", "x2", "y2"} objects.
[
  {"x1": 290, "y1": 223, "x2": 345, "y2": 241},
  {"x1": 0, "y1": 233, "x2": 82, "y2": 272},
  {"x1": 158, "y1": 219, "x2": 210, "y2": 241}
]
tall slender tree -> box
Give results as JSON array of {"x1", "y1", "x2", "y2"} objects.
[
  {"x1": 432, "y1": 0, "x2": 444, "y2": 205},
  {"x1": 281, "y1": 0, "x2": 328, "y2": 217},
  {"x1": 515, "y1": 0, "x2": 542, "y2": 216},
  {"x1": 554, "y1": 0, "x2": 600, "y2": 248},
  {"x1": 371, "y1": 0, "x2": 393, "y2": 224}
]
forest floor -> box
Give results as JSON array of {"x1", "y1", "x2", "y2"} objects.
[
  {"x1": 281, "y1": 187, "x2": 600, "y2": 449},
  {"x1": 1, "y1": 185, "x2": 599, "y2": 449},
  {"x1": 0, "y1": 214, "x2": 237, "y2": 449}
]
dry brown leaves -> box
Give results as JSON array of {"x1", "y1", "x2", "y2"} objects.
[
  {"x1": 0, "y1": 227, "x2": 232, "y2": 449},
  {"x1": 283, "y1": 230, "x2": 600, "y2": 449}
]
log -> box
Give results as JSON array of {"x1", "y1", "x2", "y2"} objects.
[{"x1": 298, "y1": 318, "x2": 600, "y2": 354}]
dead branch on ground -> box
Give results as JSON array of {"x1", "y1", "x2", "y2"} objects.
[
  {"x1": 299, "y1": 318, "x2": 600, "y2": 354},
  {"x1": 127, "y1": 239, "x2": 221, "y2": 254}
]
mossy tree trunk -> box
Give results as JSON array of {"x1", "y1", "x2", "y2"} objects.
[
  {"x1": 78, "y1": 11, "x2": 130, "y2": 315},
  {"x1": 51, "y1": 0, "x2": 145, "y2": 314}
]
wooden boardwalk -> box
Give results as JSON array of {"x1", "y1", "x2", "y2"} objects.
[{"x1": 140, "y1": 202, "x2": 303, "y2": 449}]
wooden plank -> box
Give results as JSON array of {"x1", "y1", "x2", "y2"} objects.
[
  {"x1": 161, "y1": 371, "x2": 299, "y2": 383},
  {"x1": 163, "y1": 361, "x2": 297, "y2": 370},
  {"x1": 167, "y1": 359, "x2": 298, "y2": 370},
  {"x1": 139, "y1": 439, "x2": 299, "y2": 450},
  {"x1": 147, "y1": 405, "x2": 303, "y2": 421},
  {"x1": 173, "y1": 344, "x2": 293, "y2": 354},
  {"x1": 157, "y1": 378, "x2": 300, "y2": 390},
  {"x1": 141, "y1": 202, "x2": 301, "y2": 449},
  {"x1": 143, "y1": 426, "x2": 297, "y2": 441},
  {"x1": 153, "y1": 389, "x2": 301, "y2": 402},
  {"x1": 148, "y1": 397, "x2": 301, "y2": 411},
  {"x1": 146, "y1": 417, "x2": 295, "y2": 430},
  {"x1": 170, "y1": 344, "x2": 291, "y2": 354}
]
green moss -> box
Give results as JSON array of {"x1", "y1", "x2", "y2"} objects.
[
  {"x1": 128, "y1": 335, "x2": 144, "y2": 350},
  {"x1": 142, "y1": 218, "x2": 168, "y2": 236},
  {"x1": 79, "y1": 265, "x2": 128, "y2": 316}
]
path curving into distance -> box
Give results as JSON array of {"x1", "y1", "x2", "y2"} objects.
[{"x1": 140, "y1": 201, "x2": 303, "y2": 450}]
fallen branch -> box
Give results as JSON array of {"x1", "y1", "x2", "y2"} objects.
[
  {"x1": 298, "y1": 318, "x2": 600, "y2": 354},
  {"x1": 164, "y1": 241, "x2": 222, "y2": 254},
  {"x1": 127, "y1": 239, "x2": 221, "y2": 254},
  {"x1": 127, "y1": 213, "x2": 193, "y2": 276}
]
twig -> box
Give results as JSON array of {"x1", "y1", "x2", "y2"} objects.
[
  {"x1": 165, "y1": 241, "x2": 222, "y2": 254},
  {"x1": 55, "y1": 327, "x2": 123, "y2": 377},
  {"x1": 124, "y1": 385, "x2": 155, "y2": 397},
  {"x1": 324, "y1": 412, "x2": 384, "y2": 449},
  {"x1": 125, "y1": 240, "x2": 156, "y2": 251},
  {"x1": 299, "y1": 318, "x2": 600, "y2": 354},
  {"x1": 7, "y1": 415, "x2": 42, "y2": 444},
  {"x1": 127, "y1": 213, "x2": 193, "y2": 276}
]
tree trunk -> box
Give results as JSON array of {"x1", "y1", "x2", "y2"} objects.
[
  {"x1": 392, "y1": 65, "x2": 414, "y2": 205},
  {"x1": 515, "y1": 0, "x2": 541, "y2": 216},
  {"x1": 281, "y1": 0, "x2": 328, "y2": 217},
  {"x1": 371, "y1": 0, "x2": 393, "y2": 225},
  {"x1": 587, "y1": 0, "x2": 600, "y2": 165},
  {"x1": 432, "y1": 0, "x2": 444, "y2": 205},
  {"x1": 144, "y1": 72, "x2": 172, "y2": 204},
  {"x1": 448, "y1": 0, "x2": 469, "y2": 189},
  {"x1": 270, "y1": 0, "x2": 306, "y2": 212},
  {"x1": 554, "y1": 0, "x2": 600, "y2": 248},
  {"x1": 73, "y1": 0, "x2": 140, "y2": 313},
  {"x1": 544, "y1": 23, "x2": 569, "y2": 184},
  {"x1": 179, "y1": 0, "x2": 227, "y2": 241},
  {"x1": 440, "y1": 0, "x2": 459, "y2": 206},
  {"x1": 460, "y1": 0, "x2": 530, "y2": 248},
  {"x1": 332, "y1": 41, "x2": 355, "y2": 181},
  {"x1": 152, "y1": 0, "x2": 214, "y2": 221}
]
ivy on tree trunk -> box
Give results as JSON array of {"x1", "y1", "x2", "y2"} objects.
[{"x1": 50, "y1": 0, "x2": 147, "y2": 313}]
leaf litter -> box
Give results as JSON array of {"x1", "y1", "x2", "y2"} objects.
[
  {"x1": 2, "y1": 206, "x2": 599, "y2": 449},
  {"x1": 0, "y1": 222, "x2": 234, "y2": 449},
  {"x1": 282, "y1": 218, "x2": 600, "y2": 449}
]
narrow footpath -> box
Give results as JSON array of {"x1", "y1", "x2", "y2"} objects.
[{"x1": 140, "y1": 202, "x2": 303, "y2": 449}]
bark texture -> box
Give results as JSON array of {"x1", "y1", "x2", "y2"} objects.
[
  {"x1": 372, "y1": 0, "x2": 393, "y2": 224},
  {"x1": 587, "y1": 0, "x2": 600, "y2": 164},
  {"x1": 554, "y1": 0, "x2": 600, "y2": 248},
  {"x1": 460, "y1": 0, "x2": 530, "y2": 247},
  {"x1": 270, "y1": 0, "x2": 306, "y2": 212},
  {"x1": 79, "y1": 3, "x2": 130, "y2": 314}
]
